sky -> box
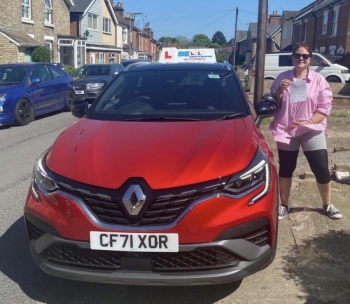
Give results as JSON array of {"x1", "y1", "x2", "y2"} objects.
[{"x1": 119, "y1": 0, "x2": 315, "y2": 41}]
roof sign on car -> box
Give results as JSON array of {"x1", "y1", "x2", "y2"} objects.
[{"x1": 159, "y1": 47, "x2": 217, "y2": 64}]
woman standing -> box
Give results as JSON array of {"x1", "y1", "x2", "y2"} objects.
[{"x1": 270, "y1": 43, "x2": 342, "y2": 220}]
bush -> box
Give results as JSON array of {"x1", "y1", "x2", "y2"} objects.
[
  {"x1": 64, "y1": 65, "x2": 77, "y2": 76},
  {"x1": 31, "y1": 46, "x2": 51, "y2": 62}
]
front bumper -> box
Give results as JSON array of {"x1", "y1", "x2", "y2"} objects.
[
  {"x1": 29, "y1": 233, "x2": 275, "y2": 286},
  {"x1": 25, "y1": 211, "x2": 277, "y2": 285},
  {"x1": 73, "y1": 88, "x2": 103, "y2": 103}
]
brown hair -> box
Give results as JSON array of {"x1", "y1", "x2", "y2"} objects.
[{"x1": 292, "y1": 43, "x2": 313, "y2": 57}]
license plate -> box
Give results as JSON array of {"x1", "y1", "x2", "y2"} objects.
[
  {"x1": 90, "y1": 232, "x2": 179, "y2": 252},
  {"x1": 75, "y1": 90, "x2": 84, "y2": 94}
]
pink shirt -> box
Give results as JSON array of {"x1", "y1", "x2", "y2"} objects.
[{"x1": 269, "y1": 69, "x2": 332, "y2": 144}]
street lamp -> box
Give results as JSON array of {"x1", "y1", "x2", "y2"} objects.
[{"x1": 128, "y1": 12, "x2": 142, "y2": 59}]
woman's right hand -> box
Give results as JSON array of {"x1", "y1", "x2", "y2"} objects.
[{"x1": 279, "y1": 79, "x2": 291, "y2": 91}]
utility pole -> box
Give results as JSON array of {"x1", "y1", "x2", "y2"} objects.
[
  {"x1": 233, "y1": 7, "x2": 238, "y2": 69},
  {"x1": 253, "y1": 0, "x2": 268, "y2": 108}
]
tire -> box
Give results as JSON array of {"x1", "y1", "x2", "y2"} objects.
[
  {"x1": 14, "y1": 99, "x2": 33, "y2": 126},
  {"x1": 65, "y1": 90, "x2": 75, "y2": 111},
  {"x1": 326, "y1": 76, "x2": 341, "y2": 83}
]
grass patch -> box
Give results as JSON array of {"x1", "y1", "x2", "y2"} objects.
[
  {"x1": 260, "y1": 117, "x2": 273, "y2": 125},
  {"x1": 330, "y1": 110, "x2": 349, "y2": 117}
]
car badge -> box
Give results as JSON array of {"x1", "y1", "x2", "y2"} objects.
[{"x1": 122, "y1": 185, "x2": 146, "y2": 216}]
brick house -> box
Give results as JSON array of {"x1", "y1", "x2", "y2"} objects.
[
  {"x1": 280, "y1": 11, "x2": 299, "y2": 50},
  {"x1": 0, "y1": 0, "x2": 74, "y2": 64},
  {"x1": 112, "y1": 2, "x2": 158, "y2": 61},
  {"x1": 246, "y1": 13, "x2": 281, "y2": 62},
  {"x1": 291, "y1": 0, "x2": 350, "y2": 56}
]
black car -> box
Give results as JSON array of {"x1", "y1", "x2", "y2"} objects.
[
  {"x1": 73, "y1": 64, "x2": 124, "y2": 103},
  {"x1": 121, "y1": 59, "x2": 151, "y2": 68}
]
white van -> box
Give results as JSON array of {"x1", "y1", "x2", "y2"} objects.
[{"x1": 252, "y1": 52, "x2": 350, "y2": 83}]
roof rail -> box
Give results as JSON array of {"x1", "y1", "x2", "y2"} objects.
[{"x1": 223, "y1": 60, "x2": 233, "y2": 71}]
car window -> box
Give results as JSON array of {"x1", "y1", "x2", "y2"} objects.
[
  {"x1": 77, "y1": 65, "x2": 111, "y2": 76},
  {"x1": 0, "y1": 66, "x2": 28, "y2": 84},
  {"x1": 278, "y1": 55, "x2": 293, "y2": 67},
  {"x1": 88, "y1": 69, "x2": 248, "y2": 121},
  {"x1": 29, "y1": 65, "x2": 52, "y2": 83},
  {"x1": 311, "y1": 54, "x2": 323, "y2": 66},
  {"x1": 47, "y1": 65, "x2": 67, "y2": 79}
]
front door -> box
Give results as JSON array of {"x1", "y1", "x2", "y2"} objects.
[{"x1": 90, "y1": 52, "x2": 95, "y2": 64}]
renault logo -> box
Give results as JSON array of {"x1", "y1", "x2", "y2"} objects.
[{"x1": 122, "y1": 185, "x2": 146, "y2": 216}]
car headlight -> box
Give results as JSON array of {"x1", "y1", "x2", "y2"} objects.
[
  {"x1": 0, "y1": 94, "x2": 6, "y2": 102},
  {"x1": 86, "y1": 83, "x2": 105, "y2": 89},
  {"x1": 223, "y1": 149, "x2": 270, "y2": 205},
  {"x1": 31, "y1": 149, "x2": 58, "y2": 201}
]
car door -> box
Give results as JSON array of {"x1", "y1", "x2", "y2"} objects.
[
  {"x1": 47, "y1": 64, "x2": 71, "y2": 106},
  {"x1": 28, "y1": 65, "x2": 56, "y2": 113}
]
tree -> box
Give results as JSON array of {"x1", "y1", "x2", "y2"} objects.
[
  {"x1": 31, "y1": 46, "x2": 51, "y2": 62},
  {"x1": 192, "y1": 34, "x2": 211, "y2": 47},
  {"x1": 158, "y1": 36, "x2": 178, "y2": 46},
  {"x1": 210, "y1": 43, "x2": 221, "y2": 49},
  {"x1": 212, "y1": 31, "x2": 227, "y2": 46},
  {"x1": 175, "y1": 35, "x2": 192, "y2": 48}
]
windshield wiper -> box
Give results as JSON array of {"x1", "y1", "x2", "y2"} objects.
[
  {"x1": 124, "y1": 116, "x2": 203, "y2": 121},
  {"x1": 215, "y1": 113, "x2": 243, "y2": 121}
]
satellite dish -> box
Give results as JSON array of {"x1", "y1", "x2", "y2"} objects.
[{"x1": 85, "y1": 30, "x2": 90, "y2": 37}]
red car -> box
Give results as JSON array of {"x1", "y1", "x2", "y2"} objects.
[{"x1": 24, "y1": 59, "x2": 278, "y2": 285}]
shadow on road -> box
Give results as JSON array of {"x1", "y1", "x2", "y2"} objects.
[
  {"x1": 281, "y1": 230, "x2": 350, "y2": 303},
  {"x1": 0, "y1": 217, "x2": 241, "y2": 304}
]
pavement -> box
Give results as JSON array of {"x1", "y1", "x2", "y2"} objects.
[{"x1": 255, "y1": 107, "x2": 350, "y2": 303}]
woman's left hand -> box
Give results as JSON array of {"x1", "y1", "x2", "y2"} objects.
[{"x1": 289, "y1": 120, "x2": 308, "y2": 130}]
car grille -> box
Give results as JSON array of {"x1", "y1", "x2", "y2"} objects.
[
  {"x1": 26, "y1": 219, "x2": 45, "y2": 240},
  {"x1": 43, "y1": 243, "x2": 240, "y2": 271},
  {"x1": 73, "y1": 85, "x2": 86, "y2": 90},
  {"x1": 58, "y1": 183, "x2": 224, "y2": 227}
]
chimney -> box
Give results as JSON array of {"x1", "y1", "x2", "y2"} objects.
[
  {"x1": 125, "y1": 12, "x2": 135, "y2": 27},
  {"x1": 268, "y1": 11, "x2": 281, "y2": 24},
  {"x1": 113, "y1": 2, "x2": 124, "y2": 17},
  {"x1": 143, "y1": 22, "x2": 151, "y2": 37}
]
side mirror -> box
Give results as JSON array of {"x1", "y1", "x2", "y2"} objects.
[
  {"x1": 322, "y1": 60, "x2": 330, "y2": 66},
  {"x1": 72, "y1": 102, "x2": 88, "y2": 118},
  {"x1": 31, "y1": 78, "x2": 41, "y2": 85},
  {"x1": 261, "y1": 94, "x2": 277, "y2": 104},
  {"x1": 255, "y1": 94, "x2": 278, "y2": 128}
]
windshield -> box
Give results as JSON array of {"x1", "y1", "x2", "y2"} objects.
[
  {"x1": 87, "y1": 69, "x2": 248, "y2": 121},
  {"x1": 0, "y1": 66, "x2": 28, "y2": 84},
  {"x1": 74, "y1": 65, "x2": 111, "y2": 77}
]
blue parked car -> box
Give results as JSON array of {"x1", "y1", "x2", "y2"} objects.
[{"x1": 0, "y1": 63, "x2": 74, "y2": 126}]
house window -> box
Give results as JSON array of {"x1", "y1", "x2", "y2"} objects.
[
  {"x1": 109, "y1": 53, "x2": 115, "y2": 63},
  {"x1": 103, "y1": 18, "x2": 111, "y2": 33},
  {"x1": 322, "y1": 11, "x2": 328, "y2": 35},
  {"x1": 22, "y1": 0, "x2": 31, "y2": 19},
  {"x1": 122, "y1": 29, "x2": 127, "y2": 42},
  {"x1": 290, "y1": 25, "x2": 293, "y2": 37},
  {"x1": 332, "y1": 7, "x2": 339, "y2": 36},
  {"x1": 98, "y1": 53, "x2": 105, "y2": 63},
  {"x1": 44, "y1": 0, "x2": 52, "y2": 24},
  {"x1": 88, "y1": 13, "x2": 98, "y2": 30},
  {"x1": 282, "y1": 27, "x2": 287, "y2": 39},
  {"x1": 140, "y1": 36, "x2": 143, "y2": 50},
  {"x1": 45, "y1": 40, "x2": 52, "y2": 53}
]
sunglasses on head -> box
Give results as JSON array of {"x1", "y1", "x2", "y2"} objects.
[{"x1": 293, "y1": 53, "x2": 311, "y2": 60}]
